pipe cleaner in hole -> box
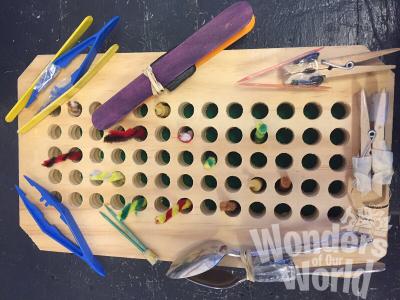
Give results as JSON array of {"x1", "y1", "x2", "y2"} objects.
[
  {"x1": 42, "y1": 148, "x2": 82, "y2": 167},
  {"x1": 220, "y1": 200, "x2": 238, "y2": 213},
  {"x1": 118, "y1": 196, "x2": 147, "y2": 221},
  {"x1": 90, "y1": 170, "x2": 125, "y2": 183},
  {"x1": 155, "y1": 198, "x2": 192, "y2": 224},
  {"x1": 252, "y1": 122, "x2": 268, "y2": 143},
  {"x1": 178, "y1": 126, "x2": 194, "y2": 143},
  {"x1": 104, "y1": 126, "x2": 147, "y2": 143}
]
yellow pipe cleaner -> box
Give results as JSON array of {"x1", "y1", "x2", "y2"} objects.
[{"x1": 90, "y1": 170, "x2": 124, "y2": 182}]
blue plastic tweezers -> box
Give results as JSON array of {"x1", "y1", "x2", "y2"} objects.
[{"x1": 16, "y1": 175, "x2": 105, "y2": 276}]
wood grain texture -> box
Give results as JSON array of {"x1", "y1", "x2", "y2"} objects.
[{"x1": 18, "y1": 47, "x2": 393, "y2": 268}]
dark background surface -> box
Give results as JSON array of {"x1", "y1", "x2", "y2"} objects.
[{"x1": 0, "y1": 0, "x2": 399, "y2": 299}]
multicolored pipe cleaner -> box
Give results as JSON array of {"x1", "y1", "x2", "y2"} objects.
[
  {"x1": 254, "y1": 122, "x2": 268, "y2": 143},
  {"x1": 104, "y1": 126, "x2": 147, "y2": 143},
  {"x1": 203, "y1": 156, "x2": 217, "y2": 170},
  {"x1": 118, "y1": 196, "x2": 147, "y2": 221},
  {"x1": 90, "y1": 170, "x2": 125, "y2": 183},
  {"x1": 42, "y1": 149, "x2": 82, "y2": 167},
  {"x1": 155, "y1": 198, "x2": 192, "y2": 224}
]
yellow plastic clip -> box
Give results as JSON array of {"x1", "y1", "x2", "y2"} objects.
[{"x1": 5, "y1": 16, "x2": 93, "y2": 123}]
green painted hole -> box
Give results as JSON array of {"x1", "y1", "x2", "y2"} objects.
[
  {"x1": 276, "y1": 128, "x2": 294, "y2": 144},
  {"x1": 277, "y1": 102, "x2": 294, "y2": 119},
  {"x1": 301, "y1": 179, "x2": 319, "y2": 195},
  {"x1": 302, "y1": 154, "x2": 319, "y2": 170},
  {"x1": 274, "y1": 203, "x2": 292, "y2": 219},
  {"x1": 179, "y1": 151, "x2": 193, "y2": 166},
  {"x1": 302, "y1": 128, "x2": 320, "y2": 145},
  {"x1": 300, "y1": 205, "x2": 318, "y2": 221},
  {"x1": 133, "y1": 149, "x2": 148, "y2": 164},
  {"x1": 251, "y1": 103, "x2": 268, "y2": 119},
  {"x1": 330, "y1": 128, "x2": 347, "y2": 145},
  {"x1": 250, "y1": 152, "x2": 267, "y2": 168},
  {"x1": 155, "y1": 197, "x2": 170, "y2": 212},
  {"x1": 203, "y1": 127, "x2": 218, "y2": 143},
  {"x1": 329, "y1": 154, "x2": 345, "y2": 171},
  {"x1": 204, "y1": 103, "x2": 218, "y2": 119},
  {"x1": 331, "y1": 102, "x2": 348, "y2": 119},
  {"x1": 160, "y1": 173, "x2": 170, "y2": 187},
  {"x1": 327, "y1": 206, "x2": 345, "y2": 222},
  {"x1": 157, "y1": 126, "x2": 170, "y2": 141},
  {"x1": 227, "y1": 103, "x2": 243, "y2": 119},
  {"x1": 275, "y1": 153, "x2": 293, "y2": 169},
  {"x1": 227, "y1": 127, "x2": 242, "y2": 143},
  {"x1": 226, "y1": 152, "x2": 242, "y2": 168},
  {"x1": 328, "y1": 180, "x2": 345, "y2": 197},
  {"x1": 249, "y1": 202, "x2": 266, "y2": 218},
  {"x1": 157, "y1": 150, "x2": 170, "y2": 165},
  {"x1": 202, "y1": 175, "x2": 217, "y2": 190},
  {"x1": 180, "y1": 102, "x2": 194, "y2": 118},
  {"x1": 180, "y1": 174, "x2": 193, "y2": 189},
  {"x1": 303, "y1": 102, "x2": 321, "y2": 119},
  {"x1": 226, "y1": 176, "x2": 242, "y2": 191},
  {"x1": 201, "y1": 199, "x2": 217, "y2": 215},
  {"x1": 135, "y1": 104, "x2": 148, "y2": 118}
]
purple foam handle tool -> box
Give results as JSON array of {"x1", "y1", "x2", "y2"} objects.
[{"x1": 92, "y1": 1, "x2": 255, "y2": 130}]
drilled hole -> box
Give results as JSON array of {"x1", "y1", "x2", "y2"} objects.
[
  {"x1": 202, "y1": 127, "x2": 218, "y2": 143},
  {"x1": 276, "y1": 128, "x2": 294, "y2": 144},
  {"x1": 67, "y1": 101, "x2": 82, "y2": 117},
  {"x1": 249, "y1": 202, "x2": 266, "y2": 218},
  {"x1": 227, "y1": 103, "x2": 243, "y2": 119},
  {"x1": 155, "y1": 173, "x2": 170, "y2": 189},
  {"x1": 90, "y1": 148, "x2": 104, "y2": 163},
  {"x1": 134, "y1": 104, "x2": 148, "y2": 118},
  {"x1": 132, "y1": 172, "x2": 147, "y2": 188},
  {"x1": 180, "y1": 198, "x2": 193, "y2": 214},
  {"x1": 225, "y1": 176, "x2": 242, "y2": 192},
  {"x1": 303, "y1": 102, "x2": 321, "y2": 119},
  {"x1": 69, "y1": 192, "x2": 83, "y2": 207},
  {"x1": 250, "y1": 152, "x2": 267, "y2": 168},
  {"x1": 275, "y1": 153, "x2": 293, "y2": 169},
  {"x1": 203, "y1": 102, "x2": 218, "y2": 119},
  {"x1": 222, "y1": 200, "x2": 241, "y2": 217},
  {"x1": 132, "y1": 195, "x2": 147, "y2": 211},
  {"x1": 156, "y1": 126, "x2": 171, "y2": 142},
  {"x1": 178, "y1": 151, "x2": 193, "y2": 166},
  {"x1": 226, "y1": 151, "x2": 242, "y2": 168},
  {"x1": 226, "y1": 127, "x2": 242, "y2": 143},
  {"x1": 200, "y1": 199, "x2": 217, "y2": 216},
  {"x1": 89, "y1": 102, "x2": 101, "y2": 114},
  {"x1": 327, "y1": 206, "x2": 345, "y2": 223},
  {"x1": 48, "y1": 125, "x2": 62, "y2": 139},
  {"x1": 331, "y1": 102, "x2": 350, "y2": 119},
  {"x1": 330, "y1": 128, "x2": 348, "y2": 145},
  {"x1": 51, "y1": 106, "x2": 61, "y2": 117},
  {"x1": 275, "y1": 177, "x2": 293, "y2": 195},
  {"x1": 301, "y1": 179, "x2": 319, "y2": 196},
  {"x1": 69, "y1": 125, "x2": 83, "y2": 140},
  {"x1": 51, "y1": 191, "x2": 62, "y2": 202},
  {"x1": 179, "y1": 102, "x2": 194, "y2": 118},
  {"x1": 111, "y1": 148, "x2": 126, "y2": 164},
  {"x1": 302, "y1": 154, "x2": 320, "y2": 170},
  {"x1": 249, "y1": 177, "x2": 266, "y2": 193},
  {"x1": 89, "y1": 126, "x2": 104, "y2": 140},
  {"x1": 155, "y1": 102, "x2": 171, "y2": 118},
  {"x1": 110, "y1": 194, "x2": 125, "y2": 210},
  {"x1": 112, "y1": 172, "x2": 125, "y2": 187},
  {"x1": 250, "y1": 123, "x2": 268, "y2": 144},
  {"x1": 154, "y1": 197, "x2": 170, "y2": 212},
  {"x1": 274, "y1": 203, "x2": 292, "y2": 220},
  {"x1": 300, "y1": 205, "x2": 319, "y2": 221},
  {"x1": 89, "y1": 193, "x2": 104, "y2": 209},
  {"x1": 201, "y1": 175, "x2": 217, "y2": 191},
  {"x1": 302, "y1": 128, "x2": 320, "y2": 145},
  {"x1": 49, "y1": 169, "x2": 62, "y2": 184},
  {"x1": 178, "y1": 126, "x2": 194, "y2": 143},
  {"x1": 329, "y1": 154, "x2": 346, "y2": 171},
  {"x1": 48, "y1": 147, "x2": 62, "y2": 158},
  {"x1": 251, "y1": 103, "x2": 268, "y2": 119},
  {"x1": 202, "y1": 151, "x2": 217, "y2": 169},
  {"x1": 69, "y1": 170, "x2": 83, "y2": 185},
  {"x1": 328, "y1": 180, "x2": 346, "y2": 197},
  {"x1": 156, "y1": 150, "x2": 170, "y2": 165},
  {"x1": 132, "y1": 149, "x2": 148, "y2": 165},
  {"x1": 178, "y1": 174, "x2": 193, "y2": 190},
  {"x1": 277, "y1": 102, "x2": 294, "y2": 119}
]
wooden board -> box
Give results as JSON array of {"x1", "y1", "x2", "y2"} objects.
[{"x1": 18, "y1": 46, "x2": 394, "y2": 268}]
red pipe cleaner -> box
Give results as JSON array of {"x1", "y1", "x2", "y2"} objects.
[
  {"x1": 42, "y1": 149, "x2": 82, "y2": 167},
  {"x1": 104, "y1": 126, "x2": 147, "y2": 143}
]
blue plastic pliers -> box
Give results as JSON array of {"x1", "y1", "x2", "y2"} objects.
[{"x1": 16, "y1": 175, "x2": 105, "y2": 276}]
